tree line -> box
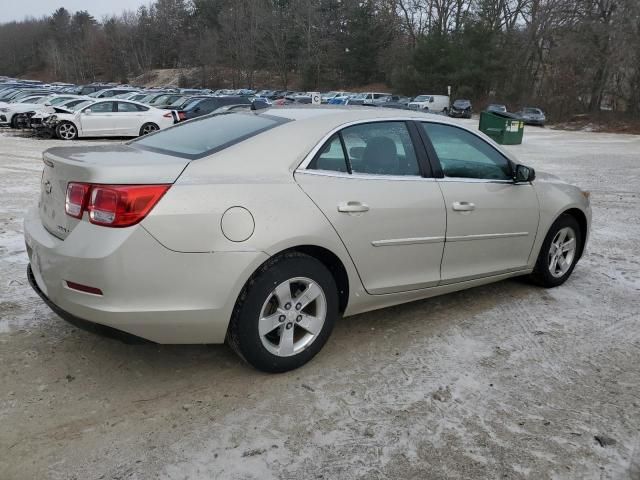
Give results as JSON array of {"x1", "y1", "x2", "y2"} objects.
[{"x1": 0, "y1": 0, "x2": 638, "y2": 118}]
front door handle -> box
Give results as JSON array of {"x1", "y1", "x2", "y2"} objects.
[
  {"x1": 338, "y1": 201, "x2": 370, "y2": 213},
  {"x1": 452, "y1": 201, "x2": 475, "y2": 211}
]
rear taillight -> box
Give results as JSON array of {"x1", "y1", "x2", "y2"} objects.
[
  {"x1": 65, "y1": 183, "x2": 170, "y2": 228},
  {"x1": 65, "y1": 183, "x2": 90, "y2": 218},
  {"x1": 178, "y1": 112, "x2": 186, "y2": 121}
]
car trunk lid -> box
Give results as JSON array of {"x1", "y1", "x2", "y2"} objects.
[{"x1": 39, "y1": 144, "x2": 189, "y2": 240}]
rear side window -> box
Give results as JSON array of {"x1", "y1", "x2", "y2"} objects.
[
  {"x1": 117, "y1": 102, "x2": 148, "y2": 112},
  {"x1": 308, "y1": 135, "x2": 348, "y2": 173},
  {"x1": 132, "y1": 112, "x2": 289, "y2": 159}
]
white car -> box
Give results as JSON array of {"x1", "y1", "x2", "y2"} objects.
[
  {"x1": 29, "y1": 98, "x2": 92, "y2": 132},
  {"x1": 0, "y1": 95, "x2": 84, "y2": 127},
  {"x1": 25, "y1": 108, "x2": 591, "y2": 372},
  {"x1": 48, "y1": 99, "x2": 176, "y2": 140},
  {"x1": 409, "y1": 95, "x2": 451, "y2": 113}
]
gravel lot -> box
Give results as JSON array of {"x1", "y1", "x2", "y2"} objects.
[{"x1": 1, "y1": 121, "x2": 639, "y2": 480}]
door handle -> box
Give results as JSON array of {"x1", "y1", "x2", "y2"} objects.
[
  {"x1": 338, "y1": 201, "x2": 370, "y2": 213},
  {"x1": 452, "y1": 201, "x2": 475, "y2": 211}
]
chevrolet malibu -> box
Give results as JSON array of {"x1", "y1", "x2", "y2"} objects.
[{"x1": 24, "y1": 108, "x2": 591, "y2": 372}]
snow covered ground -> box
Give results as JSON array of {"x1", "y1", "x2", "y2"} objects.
[{"x1": 1, "y1": 123, "x2": 639, "y2": 479}]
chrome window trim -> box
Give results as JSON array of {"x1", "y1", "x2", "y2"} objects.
[
  {"x1": 438, "y1": 177, "x2": 514, "y2": 184},
  {"x1": 296, "y1": 169, "x2": 436, "y2": 182}
]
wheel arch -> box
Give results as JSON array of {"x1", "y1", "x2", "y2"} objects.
[
  {"x1": 268, "y1": 245, "x2": 350, "y2": 314},
  {"x1": 560, "y1": 207, "x2": 588, "y2": 259}
]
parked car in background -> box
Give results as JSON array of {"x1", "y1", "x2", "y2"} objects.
[
  {"x1": 88, "y1": 88, "x2": 139, "y2": 99},
  {"x1": 321, "y1": 91, "x2": 351, "y2": 103},
  {"x1": 346, "y1": 92, "x2": 392, "y2": 106},
  {"x1": 3, "y1": 95, "x2": 84, "y2": 128},
  {"x1": 74, "y1": 84, "x2": 111, "y2": 96},
  {"x1": 517, "y1": 107, "x2": 546, "y2": 126},
  {"x1": 25, "y1": 107, "x2": 591, "y2": 373},
  {"x1": 486, "y1": 104, "x2": 507, "y2": 114},
  {"x1": 177, "y1": 96, "x2": 252, "y2": 121},
  {"x1": 379, "y1": 96, "x2": 413, "y2": 110},
  {"x1": 48, "y1": 99, "x2": 175, "y2": 140},
  {"x1": 30, "y1": 98, "x2": 92, "y2": 135},
  {"x1": 328, "y1": 93, "x2": 355, "y2": 105},
  {"x1": 409, "y1": 95, "x2": 450, "y2": 113},
  {"x1": 449, "y1": 99, "x2": 473, "y2": 118}
]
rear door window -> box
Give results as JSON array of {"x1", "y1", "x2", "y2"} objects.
[{"x1": 116, "y1": 102, "x2": 147, "y2": 112}]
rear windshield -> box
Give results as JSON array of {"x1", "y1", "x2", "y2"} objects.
[{"x1": 131, "y1": 112, "x2": 290, "y2": 159}]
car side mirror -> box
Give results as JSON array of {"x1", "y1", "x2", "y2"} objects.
[
  {"x1": 430, "y1": 98, "x2": 434, "y2": 103},
  {"x1": 83, "y1": 109, "x2": 91, "y2": 115},
  {"x1": 514, "y1": 164, "x2": 535, "y2": 183}
]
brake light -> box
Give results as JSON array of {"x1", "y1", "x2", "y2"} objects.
[
  {"x1": 178, "y1": 112, "x2": 186, "y2": 121},
  {"x1": 65, "y1": 183, "x2": 170, "y2": 227},
  {"x1": 65, "y1": 183, "x2": 90, "y2": 218}
]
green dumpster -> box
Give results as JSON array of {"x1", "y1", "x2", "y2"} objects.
[{"x1": 479, "y1": 111, "x2": 524, "y2": 145}]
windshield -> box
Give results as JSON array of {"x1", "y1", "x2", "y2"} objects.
[
  {"x1": 19, "y1": 96, "x2": 43, "y2": 103},
  {"x1": 523, "y1": 108, "x2": 540, "y2": 114},
  {"x1": 133, "y1": 112, "x2": 289, "y2": 159},
  {"x1": 49, "y1": 97, "x2": 74, "y2": 105},
  {"x1": 414, "y1": 95, "x2": 431, "y2": 102},
  {"x1": 150, "y1": 95, "x2": 170, "y2": 105},
  {"x1": 353, "y1": 93, "x2": 367, "y2": 99},
  {"x1": 323, "y1": 91, "x2": 338, "y2": 98},
  {"x1": 69, "y1": 100, "x2": 92, "y2": 111},
  {"x1": 183, "y1": 99, "x2": 204, "y2": 110},
  {"x1": 87, "y1": 90, "x2": 105, "y2": 97}
]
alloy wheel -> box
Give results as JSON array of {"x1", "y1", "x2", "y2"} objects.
[
  {"x1": 142, "y1": 123, "x2": 158, "y2": 135},
  {"x1": 548, "y1": 227, "x2": 576, "y2": 278},
  {"x1": 58, "y1": 123, "x2": 76, "y2": 140},
  {"x1": 258, "y1": 277, "x2": 327, "y2": 357}
]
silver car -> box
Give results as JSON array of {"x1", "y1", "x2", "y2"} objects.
[{"x1": 24, "y1": 108, "x2": 591, "y2": 372}]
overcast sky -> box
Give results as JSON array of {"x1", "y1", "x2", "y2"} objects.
[{"x1": 0, "y1": 0, "x2": 151, "y2": 23}]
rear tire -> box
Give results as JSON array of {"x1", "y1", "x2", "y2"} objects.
[
  {"x1": 56, "y1": 121, "x2": 78, "y2": 140},
  {"x1": 139, "y1": 122, "x2": 159, "y2": 136},
  {"x1": 530, "y1": 214, "x2": 582, "y2": 287},
  {"x1": 227, "y1": 252, "x2": 338, "y2": 373}
]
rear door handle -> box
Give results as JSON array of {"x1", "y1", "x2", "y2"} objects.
[
  {"x1": 338, "y1": 201, "x2": 370, "y2": 213},
  {"x1": 452, "y1": 201, "x2": 475, "y2": 211}
]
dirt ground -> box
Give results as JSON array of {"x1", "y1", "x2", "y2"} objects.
[{"x1": 1, "y1": 121, "x2": 639, "y2": 480}]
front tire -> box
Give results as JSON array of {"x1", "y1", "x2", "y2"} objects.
[
  {"x1": 227, "y1": 252, "x2": 339, "y2": 373},
  {"x1": 139, "y1": 122, "x2": 159, "y2": 136},
  {"x1": 56, "y1": 121, "x2": 78, "y2": 140},
  {"x1": 530, "y1": 214, "x2": 582, "y2": 287}
]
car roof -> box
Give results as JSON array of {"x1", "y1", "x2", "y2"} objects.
[{"x1": 262, "y1": 106, "x2": 442, "y2": 124}]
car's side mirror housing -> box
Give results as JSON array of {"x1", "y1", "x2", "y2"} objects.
[
  {"x1": 82, "y1": 109, "x2": 91, "y2": 115},
  {"x1": 514, "y1": 164, "x2": 535, "y2": 183}
]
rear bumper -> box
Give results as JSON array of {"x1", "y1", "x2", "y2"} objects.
[
  {"x1": 27, "y1": 264, "x2": 149, "y2": 343},
  {"x1": 24, "y1": 206, "x2": 268, "y2": 343}
]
